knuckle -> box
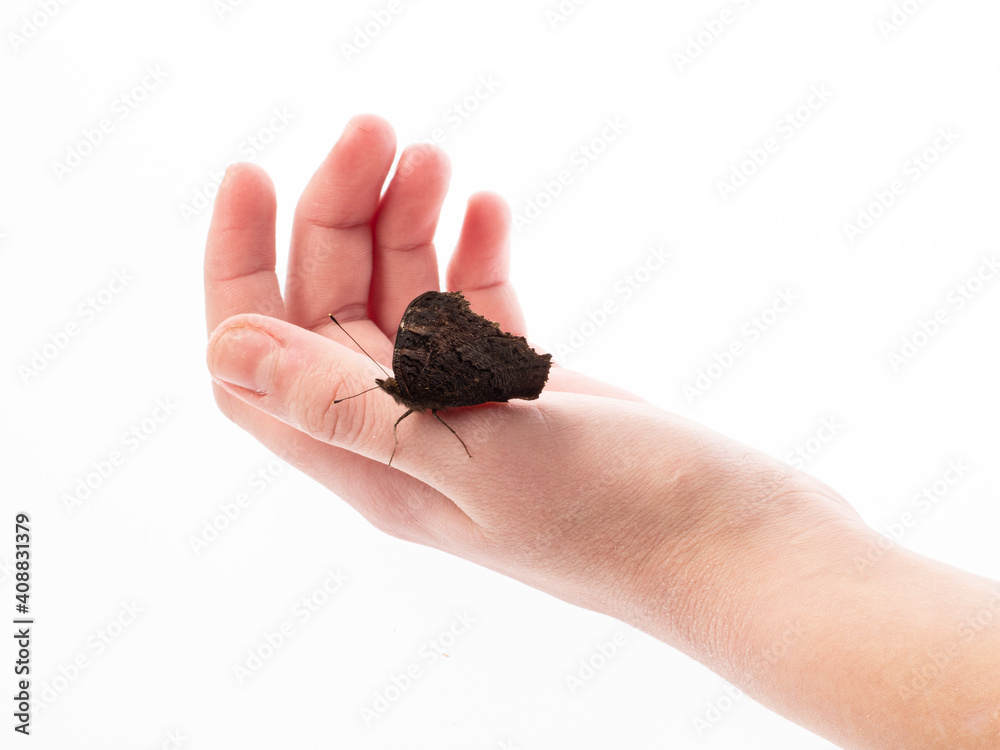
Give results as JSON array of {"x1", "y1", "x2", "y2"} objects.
[
  {"x1": 302, "y1": 396, "x2": 341, "y2": 444},
  {"x1": 297, "y1": 369, "x2": 372, "y2": 448}
]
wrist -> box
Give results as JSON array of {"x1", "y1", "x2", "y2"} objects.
[
  {"x1": 621, "y1": 467, "x2": 870, "y2": 680},
  {"x1": 624, "y1": 472, "x2": 1000, "y2": 748}
]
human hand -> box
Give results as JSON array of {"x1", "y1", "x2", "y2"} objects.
[
  {"x1": 203, "y1": 113, "x2": 863, "y2": 642},
  {"x1": 208, "y1": 116, "x2": 1000, "y2": 749}
]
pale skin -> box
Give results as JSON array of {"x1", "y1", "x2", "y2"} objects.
[{"x1": 205, "y1": 115, "x2": 1000, "y2": 749}]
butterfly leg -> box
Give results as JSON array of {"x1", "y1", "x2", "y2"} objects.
[
  {"x1": 431, "y1": 410, "x2": 472, "y2": 459},
  {"x1": 388, "y1": 409, "x2": 415, "y2": 467}
]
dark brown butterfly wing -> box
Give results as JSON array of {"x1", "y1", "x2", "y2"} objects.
[{"x1": 391, "y1": 291, "x2": 552, "y2": 410}]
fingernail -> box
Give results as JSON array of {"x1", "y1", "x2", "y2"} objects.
[{"x1": 209, "y1": 326, "x2": 281, "y2": 394}]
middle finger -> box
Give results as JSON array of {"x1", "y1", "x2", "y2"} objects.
[{"x1": 286, "y1": 114, "x2": 397, "y2": 330}]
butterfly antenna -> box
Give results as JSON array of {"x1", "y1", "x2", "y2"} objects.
[
  {"x1": 328, "y1": 313, "x2": 391, "y2": 379},
  {"x1": 333, "y1": 385, "x2": 381, "y2": 404}
]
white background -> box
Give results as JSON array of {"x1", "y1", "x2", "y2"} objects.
[{"x1": 3, "y1": 0, "x2": 1000, "y2": 748}]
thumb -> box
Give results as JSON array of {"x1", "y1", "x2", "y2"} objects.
[{"x1": 207, "y1": 313, "x2": 383, "y2": 456}]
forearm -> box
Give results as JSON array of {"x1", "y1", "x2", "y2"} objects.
[
  {"x1": 628, "y1": 487, "x2": 1000, "y2": 748},
  {"x1": 771, "y1": 543, "x2": 1000, "y2": 749}
]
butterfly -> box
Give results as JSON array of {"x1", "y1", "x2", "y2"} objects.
[{"x1": 330, "y1": 291, "x2": 552, "y2": 466}]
